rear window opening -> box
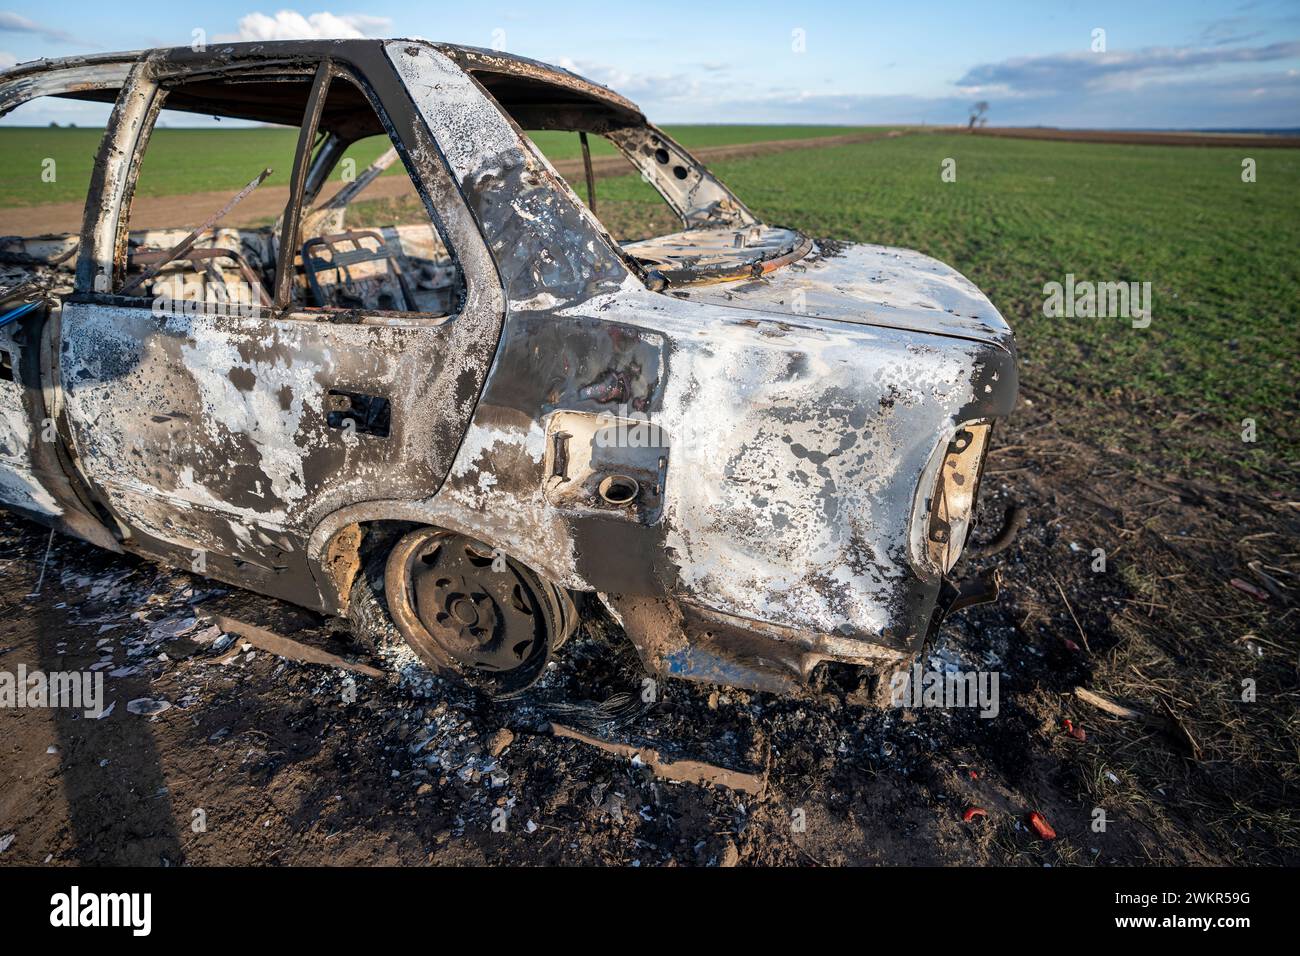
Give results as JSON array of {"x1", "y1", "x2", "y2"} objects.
[
  {"x1": 465, "y1": 64, "x2": 807, "y2": 286},
  {"x1": 523, "y1": 130, "x2": 679, "y2": 243}
]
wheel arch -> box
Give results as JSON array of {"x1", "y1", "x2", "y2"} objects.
[{"x1": 306, "y1": 499, "x2": 582, "y2": 616}]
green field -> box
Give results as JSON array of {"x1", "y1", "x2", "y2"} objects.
[
  {"x1": 0, "y1": 124, "x2": 869, "y2": 207},
  {"x1": 588, "y1": 134, "x2": 1300, "y2": 480},
  {"x1": 2, "y1": 123, "x2": 1295, "y2": 483}
]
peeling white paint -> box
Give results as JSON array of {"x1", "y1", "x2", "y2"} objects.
[
  {"x1": 178, "y1": 321, "x2": 321, "y2": 514},
  {"x1": 385, "y1": 43, "x2": 521, "y2": 187},
  {"x1": 678, "y1": 241, "x2": 1014, "y2": 348},
  {"x1": 0, "y1": 375, "x2": 62, "y2": 516},
  {"x1": 547, "y1": 281, "x2": 993, "y2": 638}
]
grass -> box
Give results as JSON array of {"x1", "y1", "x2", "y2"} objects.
[
  {"x1": 3, "y1": 122, "x2": 1295, "y2": 486},
  {"x1": 602, "y1": 134, "x2": 1300, "y2": 485},
  {"x1": 0, "y1": 123, "x2": 871, "y2": 207}
]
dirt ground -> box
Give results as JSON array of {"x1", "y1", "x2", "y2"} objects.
[
  {"x1": 971, "y1": 127, "x2": 1300, "y2": 149},
  {"x1": 1, "y1": 366, "x2": 1295, "y2": 866},
  {"x1": 1, "y1": 125, "x2": 1296, "y2": 866}
]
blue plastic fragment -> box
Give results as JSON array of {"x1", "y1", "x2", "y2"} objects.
[{"x1": 0, "y1": 300, "x2": 42, "y2": 328}]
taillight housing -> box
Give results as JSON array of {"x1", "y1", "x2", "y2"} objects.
[{"x1": 912, "y1": 422, "x2": 991, "y2": 576}]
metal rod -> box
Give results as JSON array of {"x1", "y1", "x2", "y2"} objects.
[
  {"x1": 118, "y1": 167, "x2": 272, "y2": 296},
  {"x1": 275, "y1": 59, "x2": 333, "y2": 309},
  {"x1": 579, "y1": 131, "x2": 597, "y2": 215}
]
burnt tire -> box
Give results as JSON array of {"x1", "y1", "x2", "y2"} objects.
[{"x1": 347, "y1": 548, "x2": 404, "y2": 654}]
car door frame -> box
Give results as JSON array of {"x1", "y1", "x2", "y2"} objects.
[
  {"x1": 0, "y1": 57, "x2": 138, "y2": 553},
  {"x1": 58, "y1": 43, "x2": 507, "y2": 611}
]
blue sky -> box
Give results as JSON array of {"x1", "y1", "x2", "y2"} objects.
[{"x1": 2, "y1": 1, "x2": 1298, "y2": 128}]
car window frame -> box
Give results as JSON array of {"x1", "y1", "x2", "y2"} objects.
[
  {"x1": 70, "y1": 49, "x2": 495, "y2": 329},
  {"x1": 274, "y1": 60, "x2": 472, "y2": 323}
]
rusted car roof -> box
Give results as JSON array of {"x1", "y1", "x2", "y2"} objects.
[{"x1": 0, "y1": 40, "x2": 645, "y2": 127}]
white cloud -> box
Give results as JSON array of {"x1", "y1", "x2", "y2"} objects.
[
  {"x1": 955, "y1": 41, "x2": 1300, "y2": 97},
  {"x1": 0, "y1": 50, "x2": 17, "y2": 69},
  {"x1": 0, "y1": 11, "x2": 79, "y2": 44},
  {"x1": 555, "y1": 56, "x2": 703, "y2": 101},
  {"x1": 217, "y1": 10, "x2": 392, "y2": 42}
]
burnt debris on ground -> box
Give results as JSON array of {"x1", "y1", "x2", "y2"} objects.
[{"x1": 0, "y1": 382, "x2": 1295, "y2": 866}]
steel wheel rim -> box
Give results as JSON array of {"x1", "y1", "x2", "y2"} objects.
[{"x1": 385, "y1": 529, "x2": 560, "y2": 696}]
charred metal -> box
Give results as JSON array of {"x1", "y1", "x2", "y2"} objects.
[{"x1": 0, "y1": 39, "x2": 1018, "y2": 698}]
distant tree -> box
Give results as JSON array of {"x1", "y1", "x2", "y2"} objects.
[
  {"x1": 968, "y1": 101, "x2": 989, "y2": 131},
  {"x1": 48, "y1": 121, "x2": 58, "y2": 128}
]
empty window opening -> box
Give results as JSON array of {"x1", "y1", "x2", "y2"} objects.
[{"x1": 116, "y1": 68, "x2": 464, "y2": 319}]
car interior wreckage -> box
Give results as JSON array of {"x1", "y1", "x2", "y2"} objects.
[{"x1": 0, "y1": 39, "x2": 1018, "y2": 699}]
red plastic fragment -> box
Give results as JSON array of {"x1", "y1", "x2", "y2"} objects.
[
  {"x1": 963, "y1": 806, "x2": 988, "y2": 823},
  {"x1": 1028, "y1": 811, "x2": 1056, "y2": 840}
]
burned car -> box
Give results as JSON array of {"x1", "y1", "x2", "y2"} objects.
[{"x1": 0, "y1": 40, "x2": 1017, "y2": 698}]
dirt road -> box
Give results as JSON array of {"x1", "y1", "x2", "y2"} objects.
[
  {"x1": 0, "y1": 129, "x2": 906, "y2": 236},
  {"x1": 972, "y1": 127, "x2": 1300, "y2": 148}
]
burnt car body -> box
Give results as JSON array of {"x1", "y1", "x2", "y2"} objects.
[{"x1": 0, "y1": 39, "x2": 1017, "y2": 697}]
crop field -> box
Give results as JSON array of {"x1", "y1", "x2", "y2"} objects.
[
  {"x1": 598, "y1": 134, "x2": 1300, "y2": 484},
  {"x1": 0, "y1": 123, "x2": 870, "y2": 207},
  {"x1": 355, "y1": 129, "x2": 1299, "y2": 485},
  {"x1": 2, "y1": 124, "x2": 1297, "y2": 866}
]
